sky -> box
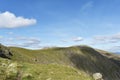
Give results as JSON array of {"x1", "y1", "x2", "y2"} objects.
[{"x1": 0, "y1": 0, "x2": 120, "y2": 52}]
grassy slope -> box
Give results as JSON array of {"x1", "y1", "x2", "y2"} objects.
[
  {"x1": 1, "y1": 45, "x2": 120, "y2": 80},
  {"x1": 0, "y1": 58, "x2": 93, "y2": 80}
]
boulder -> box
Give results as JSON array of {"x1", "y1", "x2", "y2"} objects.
[{"x1": 93, "y1": 73, "x2": 103, "y2": 80}]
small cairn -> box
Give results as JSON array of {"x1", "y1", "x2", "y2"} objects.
[{"x1": 93, "y1": 73, "x2": 103, "y2": 80}]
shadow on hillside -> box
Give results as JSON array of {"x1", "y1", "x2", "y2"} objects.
[
  {"x1": 109, "y1": 58, "x2": 120, "y2": 67},
  {"x1": 69, "y1": 47, "x2": 120, "y2": 80}
]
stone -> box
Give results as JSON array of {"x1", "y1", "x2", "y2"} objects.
[{"x1": 93, "y1": 73, "x2": 103, "y2": 80}]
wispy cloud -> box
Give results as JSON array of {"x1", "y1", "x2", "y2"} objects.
[
  {"x1": 73, "y1": 37, "x2": 83, "y2": 42},
  {"x1": 0, "y1": 36, "x2": 3, "y2": 39},
  {"x1": 0, "y1": 11, "x2": 37, "y2": 28},
  {"x1": 108, "y1": 46, "x2": 120, "y2": 52},
  {"x1": 93, "y1": 32, "x2": 120, "y2": 44},
  {"x1": 14, "y1": 37, "x2": 41, "y2": 48},
  {"x1": 81, "y1": 1, "x2": 94, "y2": 12},
  {"x1": 61, "y1": 40, "x2": 68, "y2": 43},
  {"x1": 7, "y1": 32, "x2": 14, "y2": 35},
  {"x1": 61, "y1": 37, "x2": 84, "y2": 43},
  {"x1": 19, "y1": 40, "x2": 41, "y2": 47},
  {"x1": 1, "y1": 36, "x2": 41, "y2": 48},
  {"x1": 7, "y1": 38, "x2": 14, "y2": 41}
]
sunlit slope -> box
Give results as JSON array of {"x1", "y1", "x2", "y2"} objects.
[
  {"x1": 0, "y1": 58, "x2": 93, "y2": 80},
  {"x1": 1, "y1": 44, "x2": 120, "y2": 80}
]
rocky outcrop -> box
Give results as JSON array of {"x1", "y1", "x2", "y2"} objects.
[{"x1": 0, "y1": 44, "x2": 13, "y2": 59}]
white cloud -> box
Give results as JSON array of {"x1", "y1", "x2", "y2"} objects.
[
  {"x1": 7, "y1": 32, "x2": 14, "y2": 35},
  {"x1": 7, "y1": 38, "x2": 14, "y2": 41},
  {"x1": 61, "y1": 37, "x2": 84, "y2": 43},
  {"x1": 18, "y1": 40, "x2": 41, "y2": 48},
  {"x1": 93, "y1": 32, "x2": 120, "y2": 44},
  {"x1": 110, "y1": 33, "x2": 120, "y2": 40},
  {"x1": 61, "y1": 40, "x2": 68, "y2": 42},
  {"x1": 14, "y1": 37, "x2": 41, "y2": 47},
  {"x1": 73, "y1": 37, "x2": 83, "y2": 42},
  {"x1": 108, "y1": 46, "x2": 120, "y2": 52},
  {"x1": 0, "y1": 11, "x2": 37, "y2": 28},
  {"x1": 1, "y1": 36, "x2": 41, "y2": 49},
  {"x1": 16, "y1": 37, "x2": 41, "y2": 42}
]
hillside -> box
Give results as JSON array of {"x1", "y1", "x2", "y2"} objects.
[{"x1": 0, "y1": 44, "x2": 120, "y2": 80}]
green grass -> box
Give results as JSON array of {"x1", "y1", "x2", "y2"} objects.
[
  {"x1": 1, "y1": 45, "x2": 120, "y2": 80},
  {"x1": 0, "y1": 58, "x2": 93, "y2": 80}
]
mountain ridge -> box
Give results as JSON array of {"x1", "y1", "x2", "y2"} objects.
[{"x1": 0, "y1": 44, "x2": 120, "y2": 80}]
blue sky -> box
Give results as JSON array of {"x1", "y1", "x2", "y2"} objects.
[{"x1": 0, "y1": 0, "x2": 120, "y2": 52}]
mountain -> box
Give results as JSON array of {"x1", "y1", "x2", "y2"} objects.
[{"x1": 0, "y1": 44, "x2": 120, "y2": 80}]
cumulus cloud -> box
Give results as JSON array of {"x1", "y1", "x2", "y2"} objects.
[
  {"x1": 0, "y1": 11, "x2": 37, "y2": 28},
  {"x1": 73, "y1": 37, "x2": 83, "y2": 42}
]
